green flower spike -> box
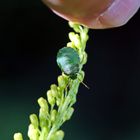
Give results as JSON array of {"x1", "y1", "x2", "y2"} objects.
[{"x1": 13, "y1": 22, "x2": 89, "y2": 140}]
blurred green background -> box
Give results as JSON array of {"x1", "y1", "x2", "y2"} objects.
[{"x1": 0, "y1": 0, "x2": 140, "y2": 140}]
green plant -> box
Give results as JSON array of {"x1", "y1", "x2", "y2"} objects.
[{"x1": 13, "y1": 22, "x2": 89, "y2": 140}]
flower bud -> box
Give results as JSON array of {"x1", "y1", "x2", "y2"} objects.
[
  {"x1": 57, "y1": 87, "x2": 62, "y2": 97},
  {"x1": 56, "y1": 100, "x2": 61, "y2": 106},
  {"x1": 40, "y1": 107, "x2": 48, "y2": 118},
  {"x1": 64, "y1": 107, "x2": 74, "y2": 121},
  {"x1": 39, "y1": 127, "x2": 48, "y2": 140},
  {"x1": 55, "y1": 130, "x2": 64, "y2": 140},
  {"x1": 67, "y1": 42, "x2": 75, "y2": 48},
  {"x1": 51, "y1": 109, "x2": 57, "y2": 123},
  {"x1": 69, "y1": 32, "x2": 75, "y2": 42},
  {"x1": 82, "y1": 52, "x2": 87, "y2": 65},
  {"x1": 30, "y1": 114, "x2": 39, "y2": 128},
  {"x1": 28, "y1": 124, "x2": 39, "y2": 140},
  {"x1": 50, "y1": 84, "x2": 58, "y2": 97},
  {"x1": 47, "y1": 90, "x2": 55, "y2": 106},
  {"x1": 74, "y1": 35, "x2": 81, "y2": 49},
  {"x1": 78, "y1": 71, "x2": 85, "y2": 82},
  {"x1": 39, "y1": 108, "x2": 48, "y2": 126},
  {"x1": 69, "y1": 22, "x2": 81, "y2": 32},
  {"x1": 38, "y1": 97, "x2": 48, "y2": 112},
  {"x1": 81, "y1": 32, "x2": 89, "y2": 43},
  {"x1": 14, "y1": 133, "x2": 23, "y2": 140},
  {"x1": 69, "y1": 32, "x2": 81, "y2": 49},
  {"x1": 58, "y1": 75, "x2": 67, "y2": 89}
]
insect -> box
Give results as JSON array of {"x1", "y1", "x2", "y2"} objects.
[
  {"x1": 57, "y1": 47, "x2": 89, "y2": 89},
  {"x1": 56, "y1": 47, "x2": 80, "y2": 80}
]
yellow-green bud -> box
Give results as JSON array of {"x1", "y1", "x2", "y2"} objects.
[
  {"x1": 58, "y1": 75, "x2": 67, "y2": 89},
  {"x1": 78, "y1": 71, "x2": 85, "y2": 82},
  {"x1": 55, "y1": 130, "x2": 65, "y2": 140},
  {"x1": 81, "y1": 32, "x2": 89, "y2": 42},
  {"x1": 56, "y1": 100, "x2": 60, "y2": 106},
  {"x1": 67, "y1": 42, "x2": 75, "y2": 48},
  {"x1": 30, "y1": 114, "x2": 39, "y2": 128},
  {"x1": 39, "y1": 109, "x2": 48, "y2": 128},
  {"x1": 28, "y1": 124, "x2": 39, "y2": 140},
  {"x1": 38, "y1": 97, "x2": 48, "y2": 112},
  {"x1": 51, "y1": 109, "x2": 57, "y2": 122},
  {"x1": 47, "y1": 90, "x2": 55, "y2": 106},
  {"x1": 69, "y1": 32, "x2": 81, "y2": 48},
  {"x1": 39, "y1": 107, "x2": 48, "y2": 118},
  {"x1": 14, "y1": 133, "x2": 23, "y2": 140},
  {"x1": 69, "y1": 22, "x2": 81, "y2": 33},
  {"x1": 69, "y1": 32, "x2": 75, "y2": 41},
  {"x1": 50, "y1": 84, "x2": 58, "y2": 97},
  {"x1": 64, "y1": 107, "x2": 74, "y2": 121},
  {"x1": 62, "y1": 73, "x2": 69, "y2": 81},
  {"x1": 82, "y1": 52, "x2": 87, "y2": 65},
  {"x1": 57, "y1": 87, "x2": 62, "y2": 98},
  {"x1": 74, "y1": 34, "x2": 81, "y2": 48},
  {"x1": 39, "y1": 127, "x2": 48, "y2": 140},
  {"x1": 50, "y1": 130, "x2": 64, "y2": 140},
  {"x1": 68, "y1": 21, "x2": 75, "y2": 27}
]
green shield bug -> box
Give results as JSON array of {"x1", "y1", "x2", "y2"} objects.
[
  {"x1": 57, "y1": 47, "x2": 80, "y2": 80},
  {"x1": 57, "y1": 47, "x2": 89, "y2": 89}
]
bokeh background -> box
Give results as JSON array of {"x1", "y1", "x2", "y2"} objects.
[{"x1": 0, "y1": 0, "x2": 140, "y2": 140}]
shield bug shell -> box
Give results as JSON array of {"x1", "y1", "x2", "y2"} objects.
[{"x1": 57, "y1": 47, "x2": 80, "y2": 79}]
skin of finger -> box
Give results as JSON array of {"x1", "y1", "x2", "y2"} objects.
[
  {"x1": 42, "y1": 0, "x2": 139, "y2": 29},
  {"x1": 90, "y1": 0, "x2": 140, "y2": 28},
  {"x1": 42, "y1": 0, "x2": 114, "y2": 22}
]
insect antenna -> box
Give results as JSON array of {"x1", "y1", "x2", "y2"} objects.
[
  {"x1": 77, "y1": 77, "x2": 90, "y2": 89},
  {"x1": 81, "y1": 81, "x2": 90, "y2": 89}
]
